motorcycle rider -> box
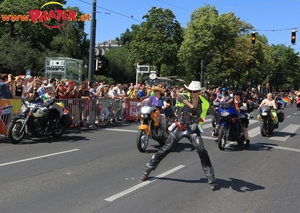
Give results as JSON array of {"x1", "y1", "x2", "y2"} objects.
[
  {"x1": 137, "y1": 86, "x2": 169, "y2": 138},
  {"x1": 217, "y1": 87, "x2": 231, "y2": 104},
  {"x1": 40, "y1": 84, "x2": 62, "y2": 133},
  {"x1": 258, "y1": 93, "x2": 278, "y2": 125},
  {"x1": 231, "y1": 91, "x2": 251, "y2": 147},
  {"x1": 141, "y1": 81, "x2": 221, "y2": 190}
]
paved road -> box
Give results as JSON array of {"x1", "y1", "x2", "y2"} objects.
[{"x1": 0, "y1": 106, "x2": 300, "y2": 213}]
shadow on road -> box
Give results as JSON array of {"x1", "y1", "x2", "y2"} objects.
[
  {"x1": 223, "y1": 142, "x2": 279, "y2": 152},
  {"x1": 156, "y1": 176, "x2": 265, "y2": 192}
]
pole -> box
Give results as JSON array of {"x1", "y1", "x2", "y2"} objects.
[
  {"x1": 88, "y1": 0, "x2": 97, "y2": 84},
  {"x1": 200, "y1": 59, "x2": 204, "y2": 87}
]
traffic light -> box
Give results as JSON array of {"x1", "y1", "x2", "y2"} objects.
[
  {"x1": 94, "y1": 54, "x2": 108, "y2": 75},
  {"x1": 95, "y1": 54, "x2": 102, "y2": 71},
  {"x1": 291, "y1": 30, "x2": 296, "y2": 44},
  {"x1": 251, "y1": 32, "x2": 256, "y2": 44}
]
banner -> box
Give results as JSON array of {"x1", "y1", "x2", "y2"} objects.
[
  {"x1": 0, "y1": 99, "x2": 22, "y2": 135},
  {"x1": 125, "y1": 99, "x2": 140, "y2": 121}
]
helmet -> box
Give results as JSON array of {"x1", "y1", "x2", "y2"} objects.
[{"x1": 221, "y1": 87, "x2": 227, "y2": 91}]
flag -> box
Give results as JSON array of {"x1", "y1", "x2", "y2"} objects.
[{"x1": 279, "y1": 97, "x2": 290, "y2": 106}]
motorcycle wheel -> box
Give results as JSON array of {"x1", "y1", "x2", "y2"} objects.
[
  {"x1": 136, "y1": 129, "x2": 149, "y2": 153},
  {"x1": 52, "y1": 126, "x2": 65, "y2": 138},
  {"x1": 211, "y1": 117, "x2": 216, "y2": 128},
  {"x1": 260, "y1": 121, "x2": 269, "y2": 137},
  {"x1": 217, "y1": 126, "x2": 227, "y2": 150},
  {"x1": 7, "y1": 122, "x2": 25, "y2": 144}
]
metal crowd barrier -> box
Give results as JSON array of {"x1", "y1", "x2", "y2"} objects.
[{"x1": 55, "y1": 98, "x2": 127, "y2": 127}]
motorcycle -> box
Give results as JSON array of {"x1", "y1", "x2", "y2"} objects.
[
  {"x1": 7, "y1": 99, "x2": 73, "y2": 144},
  {"x1": 216, "y1": 103, "x2": 249, "y2": 150},
  {"x1": 257, "y1": 105, "x2": 285, "y2": 137},
  {"x1": 136, "y1": 101, "x2": 168, "y2": 152}
]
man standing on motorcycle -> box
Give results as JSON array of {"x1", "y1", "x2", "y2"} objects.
[
  {"x1": 141, "y1": 81, "x2": 221, "y2": 190},
  {"x1": 137, "y1": 86, "x2": 169, "y2": 138}
]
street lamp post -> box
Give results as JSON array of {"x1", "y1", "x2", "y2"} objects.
[{"x1": 88, "y1": 0, "x2": 97, "y2": 84}]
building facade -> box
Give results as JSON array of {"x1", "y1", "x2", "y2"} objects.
[{"x1": 95, "y1": 39, "x2": 120, "y2": 55}]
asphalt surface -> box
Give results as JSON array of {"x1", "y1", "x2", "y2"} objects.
[{"x1": 0, "y1": 105, "x2": 300, "y2": 213}]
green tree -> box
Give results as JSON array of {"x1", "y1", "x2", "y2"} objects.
[
  {"x1": 103, "y1": 46, "x2": 135, "y2": 83},
  {"x1": 128, "y1": 7, "x2": 183, "y2": 77},
  {"x1": 267, "y1": 44, "x2": 300, "y2": 91},
  {"x1": 0, "y1": 0, "x2": 89, "y2": 75},
  {"x1": 178, "y1": 4, "x2": 253, "y2": 84},
  {"x1": 0, "y1": 37, "x2": 41, "y2": 74}
]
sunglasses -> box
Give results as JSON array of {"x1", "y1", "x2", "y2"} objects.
[
  {"x1": 154, "y1": 90, "x2": 160, "y2": 92},
  {"x1": 190, "y1": 91, "x2": 200, "y2": 93}
]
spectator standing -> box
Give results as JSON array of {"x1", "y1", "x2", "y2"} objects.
[
  {"x1": 65, "y1": 80, "x2": 79, "y2": 125},
  {"x1": 65, "y1": 80, "x2": 78, "y2": 99},
  {"x1": 97, "y1": 86, "x2": 110, "y2": 122},
  {"x1": 56, "y1": 83, "x2": 67, "y2": 99},
  {"x1": 109, "y1": 87, "x2": 120, "y2": 99},
  {"x1": 78, "y1": 81, "x2": 91, "y2": 125},
  {"x1": 11, "y1": 77, "x2": 25, "y2": 99},
  {"x1": 0, "y1": 74, "x2": 13, "y2": 99},
  {"x1": 89, "y1": 83, "x2": 98, "y2": 99},
  {"x1": 137, "y1": 85, "x2": 146, "y2": 100},
  {"x1": 127, "y1": 86, "x2": 138, "y2": 99}
]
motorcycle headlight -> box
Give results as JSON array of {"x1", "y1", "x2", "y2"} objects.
[
  {"x1": 141, "y1": 114, "x2": 148, "y2": 118},
  {"x1": 221, "y1": 112, "x2": 230, "y2": 117},
  {"x1": 262, "y1": 112, "x2": 267, "y2": 116},
  {"x1": 20, "y1": 105, "x2": 27, "y2": 113}
]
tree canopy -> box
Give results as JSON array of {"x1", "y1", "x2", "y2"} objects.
[{"x1": 0, "y1": 0, "x2": 89, "y2": 76}]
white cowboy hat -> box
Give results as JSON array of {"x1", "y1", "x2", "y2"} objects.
[{"x1": 184, "y1": 81, "x2": 206, "y2": 92}]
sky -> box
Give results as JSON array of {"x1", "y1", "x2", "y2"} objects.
[{"x1": 67, "y1": 0, "x2": 300, "y2": 49}]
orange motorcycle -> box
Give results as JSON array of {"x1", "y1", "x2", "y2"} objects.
[{"x1": 136, "y1": 102, "x2": 168, "y2": 152}]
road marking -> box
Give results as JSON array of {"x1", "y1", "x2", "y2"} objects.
[
  {"x1": 0, "y1": 149, "x2": 79, "y2": 167},
  {"x1": 270, "y1": 124, "x2": 300, "y2": 141},
  {"x1": 249, "y1": 126, "x2": 261, "y2": 138},
  {"x1": 104, "y1": 165, "x2": 185, "y2": 202},
  {"x1": 255, "y1": 144, "x2": 300, "y2": 152}
]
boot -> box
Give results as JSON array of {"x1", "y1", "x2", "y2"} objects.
[
  {"x1": 203, "y1": 166, "x2": 215, "y2": 186},
  {"x1": 245, "y1": 139, "x2": 250, "y2": 147},
  {"x1": 141, "y1": 165, "x2": 152, "y2": 181}
]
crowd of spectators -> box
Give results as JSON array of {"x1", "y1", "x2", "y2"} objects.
[{"x1": 1, "y1": 73, "x2": 298, "y2": 124}]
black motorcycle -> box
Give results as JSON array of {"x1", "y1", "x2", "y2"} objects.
[{"x1": 7, "y1": 99, "x2": 73, "y2": 144}]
